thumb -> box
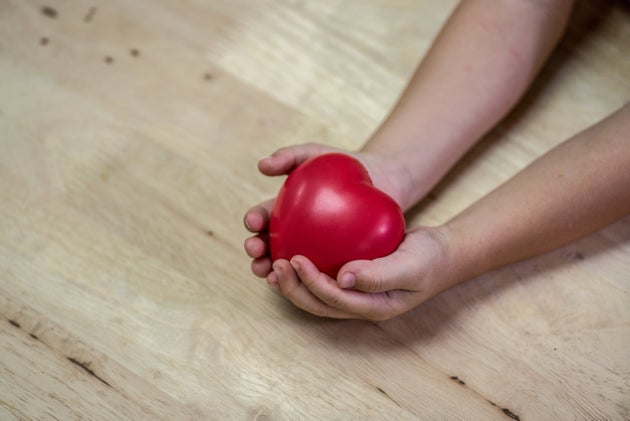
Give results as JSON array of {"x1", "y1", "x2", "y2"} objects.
[
  {"x1": 337, "y1": 251, "x2": 420, "y2": 293},
  {"x1": 258, "y1": 143, "x2": 338, "y2": 176}
]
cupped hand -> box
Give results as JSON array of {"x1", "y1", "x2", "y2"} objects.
[
  {"x1": 269, "y1": 227, "x2": 458, "y2": 321},
  {"x1": 243, "y1": 143, "x2": 411, "y2": 282}
]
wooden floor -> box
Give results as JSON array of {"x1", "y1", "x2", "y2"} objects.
[{"x1": 1, "y1": 1, "x2": 629, "y2": 419}]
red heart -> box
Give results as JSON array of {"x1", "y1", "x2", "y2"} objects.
[{"x1": 269, "y1": 153, "x2": 405, "y2": 278}]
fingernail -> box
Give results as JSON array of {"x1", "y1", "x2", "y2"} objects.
[
  {"x1": 339, "y1": 272, "x2": 355, "y2": 288},
  {"x1": 290, "y1": 259, "x2": 300, "y2": 272},
  {"x1": 272, "y1": 262, "x2": 282, "y2": 274}
]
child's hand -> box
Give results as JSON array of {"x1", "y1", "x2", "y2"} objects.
[
  {"x1": 243, "y1": 143, "x2": 342, "y2": 280},
  {"x1": 243, "y1": 143, "x2": 412, "y2": 282},
  {"x1": 268, "y1": 227, "x2": 457, "y2": 321}
]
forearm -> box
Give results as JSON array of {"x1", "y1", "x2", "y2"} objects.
[
  {"x1": 440, "y1": 104, "x2": 630, "y2": 290},
  {"x1": 362, "y1": 0, "x2": 574, "y2": 209}
]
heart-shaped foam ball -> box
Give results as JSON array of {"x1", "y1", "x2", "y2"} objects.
[{"x1": 269, "y1": 153, "x2": 405, "y2": 278}]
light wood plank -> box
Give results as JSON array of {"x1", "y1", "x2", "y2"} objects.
[{"x1": 0, "y1": 0, "x2": 628, "y2": 419}]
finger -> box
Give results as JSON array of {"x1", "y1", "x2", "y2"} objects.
[
  {"x1": 339, "y1": 227, "x2": 449, "y2": 294},
  {"x1": 257, "y1": 143, "x2": 337, "y2": 176},
  {"x1": 337, "y1": 240, "x2": 426, "y2": 293},
  {"x1": 290, "y1": 256, "x2": 397, "y2": 320},
  {"x1": 244, "y1": 234, "x2": 268, "y2": 259},
  {"x1": 273, "y1": 259, "x2": 354, "y2": 319},
  {"x1": 244, "y1": 199, "x2": 274, "y2": 233},
  {"x1": 251, "y1": 257, "x2": 272, "y2": 278},
  {"x1": 266, "y1": 271, "x2": 280, "y2": 290}
]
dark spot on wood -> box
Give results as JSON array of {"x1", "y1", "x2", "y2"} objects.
[
  {"x1": 8, "y1": 320, "x2": 20, "y2": 328},
  {"x1": 104, "y1": 56, "x2": 114, "y2": 64},
  {"x1": 40, "y1": 37, "x2": 49, "y2": 46},
  {"x1": 84, "y1": 6, "x2": 97, "y2": 22},
  {"x1": 67, "y1": 357, "x2": 112, "y2": 388},
  {"x1": 450, "y1": 375, "x2": 465, "y2": 385},
  {"x1": 554, "y1": 347, "x2": 557, "y2": 351},
  {"x1": 203, "y1": 73, "x2": 213, "y2": 81},
  {"x1": 487, "y1": 400, "x2": 498, "y2": 407},
  {"x1": 30, "y1": 333, "x2": 39, "y2": 340},
  {"x1": 376, "y1": 386, "x2": 401, "y2": 407},
  {"x1": 130, "y1": 48, "x2": 140, "y2": 57},
  {"x1": 41, "y1": 6, "x2": 58, "y2": 18},
  {"x1": 502, "y1": 408, "x2": 520, "y2": 420},
  {"x1": 206, "y1": 230, "x2": 214, "y2": 237}
]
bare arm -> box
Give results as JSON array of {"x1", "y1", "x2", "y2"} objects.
[
  {"x1": 363, "y1": 0, "x2": 575, "y2": 210},
  {"x1": 440, "y1": 104, "x2": 630, "y2": 292},
  {"x1": 280, "y1": 104, "x2": 630, "y2": 320}
]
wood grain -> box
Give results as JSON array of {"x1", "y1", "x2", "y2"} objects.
[{"x1": 1, "y1": 0, "x2": 628, "y2": 419}]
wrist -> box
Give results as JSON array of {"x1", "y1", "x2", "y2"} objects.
[
  {"x1": 360, "y1": 144, "x2": 444, "y2": 212},
  {"x1": 354, "y1": 149, "x2": 417, "y2": 211},
  {"x1": 429, "y1": 223, "x2": 478, "y2": 296},
  {"x1": 360, "y1": 116, "x2": 483, "y2": 211}
]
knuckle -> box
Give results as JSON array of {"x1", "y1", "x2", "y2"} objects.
[
  {"x1": 374, "y1": 271, "x2": 385, "y2": 292},
  {"x1": 322, "y1": 292, "x2": 344, "y2": 309},
  {"x1": 364, "y1": 269, "x2": 385, "y2": 293},
  {"x1": 312, "y1": 306, "x2": 333, "y2": 319},
  {"x1": 367, "y1": 312, "x2": 390, "y2": 322},
  {"x1": 255, "y1": 204, "x2": 269, "y2": 216},
  {"x1": 304, "y1": 142, "x2": 326, "y2": 156},
  {"x1": 279, "y1": 281, "x2": 298, "y2": 299},
  {"x1": 305, "y1": 277, "x2": 346, "y2": 310},
  {"x1": 272, "y1": 146, "x2": 288, "y2": 156}
]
